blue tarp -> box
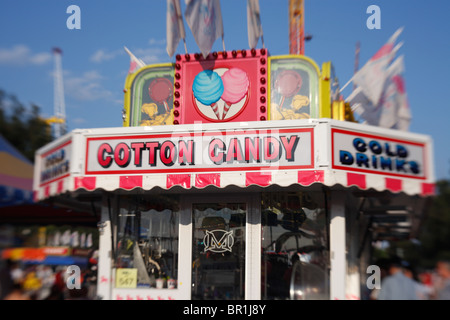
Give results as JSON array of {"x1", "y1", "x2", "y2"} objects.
[
  {"x1": 23, "y1": 256, "x2": 89, "y2": 266},
  {"x1": 0, "y1": 135, "x2": 34, "y2": 207}
]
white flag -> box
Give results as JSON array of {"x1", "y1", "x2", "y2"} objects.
[
  {"x1": 347, "y1": 55, "x2": 411, "y2": 131},
  {"x1": 378, "y1": 56, "x2": 411, "y2": 131},
  {"x1": 166, "y1": 0, "x2": 186, "y2": 57},
  {"x1": 352, "y1": 27, "x2": 403, "y2": 106},
  {"x1": 185, "y1": 0, "x2": 224, "y2": 58},
  {"x1": 395, "y1": 76, "x2": 411, "y2": 131},
  {"x1": 124, "y1": 46, "x2": 146, "y2": 74},
  {"x1": 247, "y1": 0, "x2": 263, "y2": 49},
  {"x1": 347, "y1": 86, "x2": 380, "y2": 126}
]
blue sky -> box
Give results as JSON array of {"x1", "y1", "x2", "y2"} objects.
[{"x1": 0, "y1": 0, "x2": 449, "y2": 180}]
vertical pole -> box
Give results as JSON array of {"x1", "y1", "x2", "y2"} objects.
[
  {"x1": 52, "y1": 48, "x2": 66, "y2": 138},
  {"x1": 289, "y1": 0, "x2": 305, "y2": 55},
  {"x1": 178, "y1": 195, "x2": 193, "y2": 299},
  {"x1": 245, "y1": 194, "x2": 261, "y2": 300},
  {"x1": 96, "y1": 194, "x2": 114, "y2": 300},
  {"x1": 353, "y1": 41, "x2": 360, "y2": 91},
  {"x1": 329, "y1": 191, "x2": 346, "y2": 300}
]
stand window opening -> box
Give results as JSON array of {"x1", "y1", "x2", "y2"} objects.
[
  {"x1": 114, "y1": 195, "x2": 179, "y2": 290},
  {"x1": 261, "y1": 191, "x2": 329, "y2": 300}
]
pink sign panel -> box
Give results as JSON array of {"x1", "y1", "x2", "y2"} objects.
[{"x1": 173, "y1": 49, "x2": 268, "y2": 124}]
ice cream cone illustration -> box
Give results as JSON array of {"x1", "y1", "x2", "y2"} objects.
[
  {"x1": 192, "y1": 70, "x2": 224, "y2": 120},
  {"x1": 221, "y1": 68, "x2": 249, "y2": 120}
]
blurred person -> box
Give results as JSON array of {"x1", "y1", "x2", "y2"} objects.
[
  {"x1": 9, "y1": 261, "x2": 24, "y2": 285},
  {"x1": 53, "y1": 266, "x2": 69, "y2": 299},
  {"x1": 377, "y1": 257, "x2": 419, "y2": 300},
  {"x1": 435, "y1": 260, "x2": 450, "y2": 300},
  {"x1": 84, "y1": 258, "x2": 98, "y2": 299},
  {"x1": 369, "y1": 258, "x2": 389, "y2": 300},
  {"x1": 36, "y1": 265, "x2": 55, "y2": 300},
  {"x1": 403, "y1": 264, "x2": 433, "y2": 300},
  {"x1": 22, "y1": 269, "x2": 41, "y2": 299}
]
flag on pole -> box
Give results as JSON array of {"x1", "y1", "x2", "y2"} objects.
[
  {"x1": 347, "y1": 55, "x2": 411, "y2": 131},
  {"x1": 124, "y1": 46, "x2": 146, "y2": 74},
  {"x1": 394, "y1": 75, "x2": 411, "y2": 131},
  {"x1": 347, "y1": 86, "x2": 379, "y2": 125},
  {"x1": 378, "y1": 55, "x2": 411, "y2": 130},
  {"x1": 184, "y1": 0, "x2": 224, "y2": 58},
  {"x1": 350, "y1": 27, "x2": 403, "y2": 106},
  {"x1": 166, "y1": 0, "x2": 187, "y2": 57},
  {"x1": 247, "y1": 0, "x2": 264, "y2": 49}
]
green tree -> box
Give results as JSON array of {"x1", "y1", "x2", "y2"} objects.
[
  {"x1": 418, "y1": 179, "x2": 450, "y2": 268},
  {"x1": 0, "y1": 89, "x2": 53, "y2": 162},
  {"x1": 372, "y1": 180, "x2": 450, "y2": 271}
]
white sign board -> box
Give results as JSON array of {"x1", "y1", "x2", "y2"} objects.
[
  {"x1": 331, "y1": 128, "x2": 428, "y2": 179},
  {"x1": 85, "y1": 128, "x2": 314, "y2": 175}
]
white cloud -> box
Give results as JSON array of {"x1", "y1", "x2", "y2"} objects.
[
  {"x1": 64, "y1": 70, "x2": 115, "y2": 102},
  {"x1": 0, "y1": 45, "x2": 51, "y2": 66},
  {"x1": 134, "y1": 47, "x2": 167, "y2": 64},
  {"x1": 90, "y1": 49, "x2": 123, "y2": 63},
  {"x1": 148, "y1": 38, "x2": 166, "y2": 46},
  {"x1": 72, "y1": 117, "x2": 87, "y2": 125}
]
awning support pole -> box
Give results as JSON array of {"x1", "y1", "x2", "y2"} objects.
[
  {"x1": 96, "y1": 193, "x2": 114, "y2": 300},
  {"x1": 330, "y1": 191, "x2": 347, "y2": 300}
]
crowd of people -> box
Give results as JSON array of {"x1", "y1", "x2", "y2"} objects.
[
  {"x1": 370, "y1": 257, "x2": 450, "y2": 300},
  {"x1": 0, "y1": 257, "x2": 98, "y2": 300},
  {"x1": 2, "y1": 255, "x2": 450, "y2": 300}
]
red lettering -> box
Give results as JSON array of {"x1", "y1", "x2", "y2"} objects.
[
  {"x1": 209, "y1": 139, "x2": 225, "y2": 164},
  {"x1": 146, "y1": 142, "x2": 159, "y2": 166},
  {"x1": 280, "y1": 136, "x2": 299, "y2": 162},
  {"x1": 160, "y1": 141, "x2": 176, "y2": 166},
  {"x1": 131, "y1": 142, "x2": 145, "y2": 167},
  {"x1": 226, "y1": 138, "x2": 244, "y2": 163},
  {"x1": 97, "y1": 143, "x2": 113, "y2": 168},
  {"x1": 114, "y1": 143, "x2": 130, "y2": 168},
  {"x1": 245, "y1": 137, "x2": 260, "y2": 163},
  {"x1": 178, "y1": 140, "x2": 195, "y2": 165},
  {"x1": 264, "y1": 137, "x2": 281, "y2": 162}
]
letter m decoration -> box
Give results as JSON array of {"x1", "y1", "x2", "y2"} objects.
[{"x1": 203, "y1": 230, "x2": 234, "y2": 253}]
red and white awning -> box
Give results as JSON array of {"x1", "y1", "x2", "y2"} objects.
[{"x1": 34, "y1": 119, "x2": 435, "y2": 201}]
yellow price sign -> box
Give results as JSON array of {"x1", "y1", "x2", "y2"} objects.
[{"x1": 116, "y1": 268, "x2": 137, "y2": 288}]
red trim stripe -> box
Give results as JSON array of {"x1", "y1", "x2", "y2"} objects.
[
  {"x1": 421, "y1": 183, "x2": 435, "y2": 196},
  {"x1": 246, "y1": 172, "x2": 272, "y2": 187},
  {"x1": 347, "y1": 172, "x2": 366, "y2": 189},
  {"x1": 119, "y1": 176, "x2": 143, "y2": 190},
  {"x1": 195, "y1": 173, "x2": 220, "y2": 188},
  {"x1": 44, "y1": 185, "x2": 50, "y2": 197},
  {"x1": 74, "y1": 176, "x2": 96, "y2": 191},
  {"x1": 298, "y1": 170, "x2": 324, "y2": 185},
  {"x1": 385, "y1": 178, "x2": 402, "y2": 192},
  {"x1": 167, "y1": 174, "x2": 191, "y2": 189},
  {"x1": 57, "y1": 180, "x2": 64, "y2": 194}
]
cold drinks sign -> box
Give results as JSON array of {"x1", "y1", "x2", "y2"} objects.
[
  {"x1": 85, "y1": 128, "x2": 314, "y2": 174},
  {"x1": 331, "y1": 128, "x2": 427, "y2": 179}
]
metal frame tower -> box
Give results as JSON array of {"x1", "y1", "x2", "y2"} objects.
[
  {"x1": 289, "y1": 0, "x2": 305, "y2": 55},
  {"x1": 51, "y1": 47, "x2": 66, "y2": 138}
]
